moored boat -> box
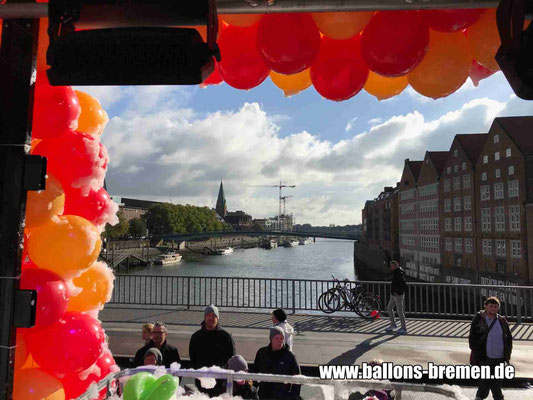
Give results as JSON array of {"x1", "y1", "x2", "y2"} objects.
[
  {"x1": 215, "y1": 247, "x2": 234, "y2": 255},
  {"x1": 155, "y1": 252, "x2": 182, "y2": 265}
]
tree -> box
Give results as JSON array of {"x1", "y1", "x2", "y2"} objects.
[
  {"x1": 104, "y1": 212, "x2": 129, "y2": 240},
  {"x1": 129, "y1": 217, "x2": 147, "y2": 238}
]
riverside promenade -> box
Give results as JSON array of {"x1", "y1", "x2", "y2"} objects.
[{"x1": 100, "y1": 305, "x2": 533, "y2": 380}]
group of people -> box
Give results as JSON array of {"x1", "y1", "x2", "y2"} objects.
[{"x1": 134, "y1": 306, "x2": 298, "y2": 399}]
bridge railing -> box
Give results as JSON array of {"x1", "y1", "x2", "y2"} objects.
[{"x1": 109, "y1": 275, "x2": 533, "y2": 323}]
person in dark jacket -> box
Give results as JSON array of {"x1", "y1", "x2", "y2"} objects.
[
  {"x1": 225, "y1": 355, "x2": 258, "y2": 400},
  {"x1": 133, "y1": 322, "x2": 180, "y2": 368},
  {"x1": 143, "y1": 347, "x2": 163, "y2": 366},
  {"x1": 252, "y1": 327, "x2": 301, "y2": 400},
  {"x1": 469, "y1": 296, "x2": 513, "y2": 400},
  {"x1": 385, "y1": 261, "x2": 408, "y2": 334},
  {"x1": 189, "y1": 305, "x2": 235, "y2": 397}
]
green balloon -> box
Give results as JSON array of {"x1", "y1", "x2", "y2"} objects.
[
  {"x1": 141, "y1": 375, "x2": 179, "y2": 400},
  {"x1": 123, "y1": 372, "x2": 156, "y2": 400}
]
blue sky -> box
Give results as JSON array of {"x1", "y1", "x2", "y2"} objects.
[{"x1": 79, "y1": 70, "x2": 533, "y2": 226}]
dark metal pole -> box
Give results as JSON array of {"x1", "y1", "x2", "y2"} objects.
[{"x1": 0, "y1": 3, "x2": 38, "y2": 399}]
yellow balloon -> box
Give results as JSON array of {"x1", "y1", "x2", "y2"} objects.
[
  {"x1": 364, "y1": 71, "x2": 408, "y2": 100},
  {"x1": 68, "y1": 262, "x2": 115, "y2": 312},
  {"x1": 25, "y1": 174, "x2": 65, "y2": 228},
  {"x1": 75, "y1": 91, "x2": 109, "y2": 136},
  {"x1": 13, "y1": 368, "x2": 65, "y2": 400},
  {"x1": 312, "y1": 12, "x2": 373, "y2": 40},
  {"x1": 270, "y1": 69, "x2": 312, "y2": 97},
  {"x1": 408, "y1": 30, "x2": 472, "y2": 99},
  {"x1": 27, "y1": 215, "x2": 101, "y2": 279}
]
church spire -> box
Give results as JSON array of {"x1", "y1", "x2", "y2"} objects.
[{"x1": 215, "y1": 180, "x2": 227, "y2": 218}]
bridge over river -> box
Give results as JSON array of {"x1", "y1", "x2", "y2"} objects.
[{"x1": 156, "y1": 230, "x2": 362, "y2": 242}]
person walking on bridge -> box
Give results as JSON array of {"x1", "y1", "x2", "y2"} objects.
[
  {"x1": 469, "y1": 296, "x2": 513, "y2": 400},
  {"x1": 385, "y1": 261, "x2": 407, "y2": 334}
]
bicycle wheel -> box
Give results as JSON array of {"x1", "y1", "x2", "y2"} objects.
[
  {"x1": 354, "y1": 295, "x2": 381, "y2": 320},
  {"x1": 318, "y1": 288, "x2": 342, "y2": 313}
]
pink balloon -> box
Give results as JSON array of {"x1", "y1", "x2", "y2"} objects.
[
  {"x1": 27, "y1": 312, "x2": 106, "y2": 375},
  {"x1": 63, "y1": 187, "x2": 117, "y2": 227},
  {"x1": 19, "y1": 269, "x2": 69, "y2": 328}
]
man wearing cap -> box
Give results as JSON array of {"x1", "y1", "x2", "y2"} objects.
[
  {"x1": 189, "y1": 304, "x2": 235, "y2": 397},
  {"x1": 133, "y1": 322, "x2": 180, "y2": 368},
  {"x1": 252, "y1": 327, "x2": 301, "y2": 399},
  {"x1": 143, "y1": 347, "x2": 163, "y2": 366},
  {"x1": 225, "y1": 355, "x2": 258, "y2": 399}
]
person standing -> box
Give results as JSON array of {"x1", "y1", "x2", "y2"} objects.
[
  {"x1": 385, "y1": 261, "x2": 407, "y2": 334},
  {"x1": 133, "y1": 322, "x2": 180, "y2": 368},
  {"x1": 271, "y1": 308, "x2": 294, "y2": 351},
  {"x1": 253, "y1": 327, "x2": 301, "y2": 400},
  {"x1": 469, "y1": 296, "x2": 513, "y2": 400},
  {"x1": 142, "y1": 322, "x2": 154, "y2": 345},
  {"x1": 189, "y1": 305, "x2": 235, "y2": 397}
]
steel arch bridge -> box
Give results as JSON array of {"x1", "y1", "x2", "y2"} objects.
[{"x1": 155, "y1": 230, "x2": 361, "y2": 242}]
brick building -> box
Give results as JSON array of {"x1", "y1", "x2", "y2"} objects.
[{"x1": 111, "y1": 196, "x2": 161, "y2": 222}]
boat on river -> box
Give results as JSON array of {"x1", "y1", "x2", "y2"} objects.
[
  {"x1": 215, "y1": 247, "x2": 234, "y2": 255},
  {"x1": 283, "y1": 240, "x2": 299, "y2": 248},
  {"x1": 155, "y1": 252, "x2": 182, "y2": 265},
  {"x1": 298, "y1": 237, "x2": 312, "y2": 245}
]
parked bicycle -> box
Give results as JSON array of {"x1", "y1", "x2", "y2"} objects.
[{"x1": 317, "y1": 276, "x2": 381, "y2": 320}]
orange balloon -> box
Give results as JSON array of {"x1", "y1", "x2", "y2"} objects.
[
  {"x1": 222, "y1": 14, "x2": 262, "y2": 27},
  {"x1": 270, "y1": 69, "x2": 312, "y2": 97},
  {"x1": 465, "y1": 8, "x2": 500, "y2": 71},
  {"x1": 37, "y1": 18, "x2": 49, "y2": 72},
  {"x1": 21, "y1": 354, "x2": 40, "y2": 370},
  {"x1": 312, "y1": 12, "x2": 373, "y2": 40},
  {"x1": 13, "y1": 368, "x2": 65, "y2": 400},
  {"x1": 25, "y1": 174, "x2": 65, "y2": 228},
  {"x1": 408, "y1": 30, "x2": 472, "y2": 99},
  {"x1": 75, "y1": 91, "x2": 109, "y2": 136},
  {"x1": 364, "y1": 71, "x2": 408, "y2": 100},
  {"x1": 27, "y1": 215, "x2": 101, "y2": 279},
  {"x1": 68, "y1": 262, "x2": 114, "y2": 312},
  {"x1": 30, "y1": 138, "x2": 42, "y2": 154},
  {"x1": 14, "y1": 332, "x2": 29, "y2": 371}
]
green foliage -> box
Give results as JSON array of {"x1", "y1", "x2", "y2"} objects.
[
  {"x1": 129, "y1": 217, "x2": 147, "y2": 238},
  {"x1": 104, "y1": 211, "x2": 129, "y2": 240},
  {"x1": 143, "y1": 203, "x2": 229, "y2": 235}
]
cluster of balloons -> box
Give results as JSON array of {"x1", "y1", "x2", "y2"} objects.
[
  {"x1": 12, "y1": 18, "x2": 120, "y2": 400},
  {"x1": 199, "y1": 8, "x2": 509, "y2": 101}
]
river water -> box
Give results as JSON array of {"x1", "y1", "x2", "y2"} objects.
[{"x1": 130, "y1": 238, "x2": 356, "y2": 281}]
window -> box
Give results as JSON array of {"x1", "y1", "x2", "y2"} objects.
[
  {"x1": 508, "y1": 165, "x2": 514, "y2": 175},
  {"x1": 494, "y1": 152, "x2": 500, "y2": 161},
  {"x1": 482, "y1": 172, "x2": 487, "y2": 181},
  {"x1": 495, "y1": 169, "x2": 500, "y2": 178},
  {"x1": 483, "y1": 155, "x2": 488, "y2": 164},
  {"x1": 494, "y1": 182, "x2": 504, "y2": 200},
  {"x1": 511, "y1": 240, "x2": 521, "y2": 258},
  {"x1": 481, "y1": 185, "x2": 490, "y2": 201},
  {"x1": 444, "y1": 199, "x2": 451, "y2": 212},
  {"x1": 453, "y1": 165, "x2": 457, "y2": 173},
  {"x1": 465, "y1": 238, "x2": 473, "y2": 254},
  {"x1": 453, "y1": 197, "x2": 461, "y2": 212},
  {"x1": 508, "y1": 180, "x2": 519, "y2": 198},
  {"x1": 510, "y1": 205, "x2": 520, "y2": 231},
  {"x1": 445, "y1": 238, "x2": 452, "y2": 252},
  {"x1": 482, "y1": 239, "x2": 492, "y2": 256},
  {"x1": 495, "y1": 207, "x2": 505, "y2": 232},
  {"x1": 464, "y1": 216, "x2": 472, "y2": 231},
  {"x1": 446, "y1": 166, "x2": 451, "y2": 174},
  {"x1": 453, "y1": 177, "x2": 461, "y2": 191},
  {"x1": 495, "y1": 240, "x2": 506, "y2": 257},
  {"x1": 455, "y1": 238, "x2": 462, "y2": 253},
  {"x1": 454, "y1": 217, "x2": 462, "y2": 232},
  {"x1": 444, "y1": 179, "x2": 451, "y2": 193},
  {"x1": 506, "y1": 148, "x2": 511, "y2": 157},
  {"x1": 462, "y1": 162, "x2": 466, "y2": 171},
  {"x1": 445, "y1": 218, "x2": 452, "y2": 232},
  {"x1": 481, "y1": 208, "x2": 491, "y2": 232},
  {"x1": 494, "y1": 134, "x2": 499, "y2": 143},
  {"x1": 464, "y1": 196, "x2": 471, "y2": 211},
  {"x1": 454, "y1": 149, "x2": 458, "y2": 157},
  {"x1": 463, "y1": 174, "x2": 471, "y2": 189}
]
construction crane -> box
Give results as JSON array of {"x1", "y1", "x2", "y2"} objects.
[
  {"x1": 250, "y1": 181, "x2": 296, "y2": 227},
  {"x1": 280, "y1": 195, "x2": 293, "y2": 216}
]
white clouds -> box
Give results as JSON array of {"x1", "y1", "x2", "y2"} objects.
[
  {"x1": 101, "y1": 88, "x2": 533, "y2": 226},
  {"x1": 345, "y1": 117, "x2": 358, "y2": 132}
]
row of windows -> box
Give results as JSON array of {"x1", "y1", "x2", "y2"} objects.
[
  {"x1": 480, "y1": 205, "x2": 521, "y2": 232},
  {"x1": 400, "y1": 204, "x2": 415, "y2": 215},
  {"x1": 445, "y1": 237, "x2": 473, "y2": 253},
  {"x1": 481, "y1": 180, "x2": 519, "y2": 201},
  {"x1": 419, "y1": 200, "x2": 438, "y2": 213},
  {"x1": 419, "y1": 218, "x2": 439, "y2": 233},
  {"x1": 444, "y1": 196, "x2": 471, "y2": 212},
  {"x1": 482, "y1": 239, "x2": 521, "y2": 258},
  {"x1": 418, "y1": 184, "x2": 438, "y2": 198},
  {"x1": 400, "y1": 190, "x2": 415, "y2": 201},
  {"x1": 420, "y1": 236, "x2": 439, "y2": 249},
  {"x1": 444, "y1": 217, "x2": 473, "y2": 232},
  {"x1": 401, "y1": 236, "x2": 416, "y2": 246},
  {"x1": 443, "y1": 174, "x2": 471, "y2": 192},
  {"x1": 482, "y1": 146, "x2": 512, "y2": 165},
  {"x1": 481, "y1": 166, "x2": 514, "y2": 181}
]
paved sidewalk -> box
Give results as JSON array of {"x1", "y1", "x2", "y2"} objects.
[{"x1": 101, "y1": 306, "x2": 533, "y2": 379}]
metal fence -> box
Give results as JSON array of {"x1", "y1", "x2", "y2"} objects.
[{"x1": 110, "y1": 275, "x2": 533, "y2": 323}]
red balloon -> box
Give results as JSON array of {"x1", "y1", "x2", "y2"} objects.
[
  {"x1": 310, "y1": 35, "x2": 369, "y2": 102},
  {"x1": 27, "y1": 312, "x2": 106, "y2": 375},
  {"x1": 200, "y1": 61, "x2": 224, "y2": 87},
  {"x1": 32, "y1": 77, "x2": 81, "y2": 139},
  {"x1": 257, "y1": 13, "x2": 321, "y2": 74},
  {"x1": 63, "y1": 187, "x2": 117, "y2": 227},
  {"x1": 19, "y1": 269, "x2": 69, "y2": 328},
  {"x1": 469, "y1": 58, "x2": 497, "y2": 87},
  {"x1": 33, "y1": 131, "x2": 109, "y2": 190},
  {"x1": 61, "y1": 351, "x2": 118, "y2": 400},
  {"x1": 420, "y1": 9, "x2": 485, "y2": 32},
  {"x1": 361, "y1": 11, "x2": 429, "y2": 77},
  {"x1": 218, "y1": 25, "x2": 270, "y2": 90}
]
